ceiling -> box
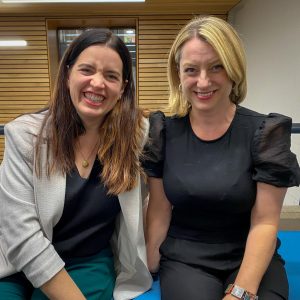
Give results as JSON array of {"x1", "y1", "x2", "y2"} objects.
[{"x1": 0, "y1": 0, "x2": 241, "y2": 16}]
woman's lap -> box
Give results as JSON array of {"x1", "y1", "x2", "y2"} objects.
[
  {"x1": 0, "y1": 248, "x2": 116, "y2": 300},
  {"x1": 160, "y1": 237, "x2": 288, "y2": 300},
  {"x1": 0, "y1": 273, "x2": 32, "y2": 300},
  {"x1": 160, "y1": 257, "x2": 288, "y2": 300},
  {"x1": 160, "y1": 258, "x2": 224, "y2": 300}
]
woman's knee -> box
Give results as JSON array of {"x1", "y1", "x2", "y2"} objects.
[{"x1": 160, "y1": 259, "x2": 223, "y2": 300}]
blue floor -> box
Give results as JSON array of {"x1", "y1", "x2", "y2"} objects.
[{"x1": 134, "y1": 231, "x2": 300, "y2": 300}]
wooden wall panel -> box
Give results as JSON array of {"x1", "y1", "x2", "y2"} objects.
[
  {"x1": 138, "y1": 16, "x2": 185, "y2": 113},
  {"x1": 0, "y1": 17, "x2": 50, "y2": 125},
  {"x1": 0, "y1": 17, "x2": 49, "y2": 161}
]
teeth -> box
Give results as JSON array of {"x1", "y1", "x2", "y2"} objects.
[
  {"x1": 196, "y1": 91, "x2": 213, "y2": 96},
  {"x1": 84, "y1": 92, "x2": 104, "y2": 103}
]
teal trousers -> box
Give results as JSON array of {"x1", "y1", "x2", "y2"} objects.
[{"x1": 0, "y1": 248, "x2": 115, "y2": 300}]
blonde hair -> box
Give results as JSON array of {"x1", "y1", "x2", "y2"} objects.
[{"x1": 168, "y1": 16, "x2": 247, "y2": 116}]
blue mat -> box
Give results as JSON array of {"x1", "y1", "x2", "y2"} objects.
[
  {"x1": 278, "y1": 231, "x2": 300, "y2": 300},
  {"x1": 134, "y1": 231, "x2": 300, "y2": 300}
]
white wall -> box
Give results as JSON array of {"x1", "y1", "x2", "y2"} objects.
[{"x1": 229, "y1": 0, "x2": 300, "y2": 205}]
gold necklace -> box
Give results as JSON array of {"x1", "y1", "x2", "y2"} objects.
[{"x1": 77, "y1": 138, "x2": 99, "y2": 168}]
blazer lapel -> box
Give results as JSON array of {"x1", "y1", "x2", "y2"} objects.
[
  {"x1": 117, "y1": 118, "x2": 149, "y2": 247},
  {"x1": 33, "y1": 144, "x2": 66, "y2": 240},
  {"x1": 117, "y1": 176, "x2": 142, "y2": 247}
]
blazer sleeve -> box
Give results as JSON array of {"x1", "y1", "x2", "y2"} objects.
[{"x1": 0, "y1": 118, "x2": 64, "y2": 287}]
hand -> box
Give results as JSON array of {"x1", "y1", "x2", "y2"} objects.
[{"x1": 147, "y1": 248, "x2": 160, "y2": 273}]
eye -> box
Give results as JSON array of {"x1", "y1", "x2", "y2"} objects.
[
  {"x1": 106, "y1": 72, "x2": 121, "y2": 82},
  {"x1": 108, "y1": 74, "x2": 118, "y2": 80},
  {"x1": 210, "y1": 64, "x2": 224, "y2": 73},
  {"x1": 78, "y1": 67, "x2": 93, "y2": 75},
  {"x1": 184, "y1": 67, "x2": 197, "y2": 75}
]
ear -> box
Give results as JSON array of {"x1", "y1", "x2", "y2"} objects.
[
  {"x1": 66, "y1": 65, "x2": 71, "y2": 89},
  {"x1": 120, "y1": 79, "x2": 128, "y2": 96}
]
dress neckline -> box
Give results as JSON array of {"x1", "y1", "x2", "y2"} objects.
[{"x1": 187, "y1": 105, "x2": 238, "y2": 143}]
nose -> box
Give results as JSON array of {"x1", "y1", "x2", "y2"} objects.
[
  {"x1": 197, "y1": 71, "x2": 211, "y2": 88},
  {"x1": 91, "y1": 73, "x2": 105, "y2": 88}
]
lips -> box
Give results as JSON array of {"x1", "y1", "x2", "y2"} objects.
[{"x1": 194, "y1": 90, "x2": 214, "y2": 100}]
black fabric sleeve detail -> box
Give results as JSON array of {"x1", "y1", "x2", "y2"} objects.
[{"x1": 252, "y1": 113, "x2": 300, "y2": 187}]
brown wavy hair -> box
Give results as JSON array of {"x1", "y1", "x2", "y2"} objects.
[{"x1": 35, "y1": 29, "x2": 145, "y2": 194}]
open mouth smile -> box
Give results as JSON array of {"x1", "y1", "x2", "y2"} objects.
[{"x1": 84, "y1": 92, "x2": 104, "y2": 103}]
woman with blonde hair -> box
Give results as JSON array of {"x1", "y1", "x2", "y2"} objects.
[{"x1": 144, "y1": 16, "x2": 300, "y2": 300}]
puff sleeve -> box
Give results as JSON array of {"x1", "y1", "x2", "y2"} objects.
[
  {"x1": 252, "y1": 113, "x2": 300, "y2": 187},
  {"x1": 142, "y1": 111, "x2": 165, "y2": 178}
]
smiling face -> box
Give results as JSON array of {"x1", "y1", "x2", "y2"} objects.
[
  {"x1": 178, "y1": 37, "x2": 233, "y2": 115},
  {"x1": 68, "y1": 44, "x2": 125, "y2": 128}
]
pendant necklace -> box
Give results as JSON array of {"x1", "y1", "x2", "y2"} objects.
[{"x1": 77, "y1": 138, "x2": 99, "y2": 168}]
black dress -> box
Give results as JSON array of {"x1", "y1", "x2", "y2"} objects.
[{"x1": 143, "y1": 105, "x2": 300, "y2": 300}]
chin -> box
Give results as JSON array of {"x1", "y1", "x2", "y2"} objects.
[{"x1": 192, "y1": 101, "x2": 213, "y2": 110}]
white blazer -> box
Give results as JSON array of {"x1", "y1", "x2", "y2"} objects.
[{"x1": 0, "y1": 112, "x2": 152, "y2": 300}]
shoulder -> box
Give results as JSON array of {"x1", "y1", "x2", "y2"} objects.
[
  {"x1": 235, "y1": 106, "x2": 265, "y2": 127},
  {"x1": 147, "y1": 111, "x2": 187, "y2": 136},
  {"x1": 149, "y1": 110, "x2": 165, "y2": 125},
  {"x1": 147, "y1": 111, "x2": 166, "y2": 139},
  {"x1": 235, "y1": 106, "x2": 292, "y2": 133},
  {"x1": 4, "y1": 111, "x2": 48, "y2": 153},
  {"x1": 165, "y1": 114, "x2": 188, "y2": 139},
  {"x1": 5, "y1": 111, "x2": 47, "y2": 137},
  {"x1": 166, "y1": 114, "x2": 188, "y2": 125}
]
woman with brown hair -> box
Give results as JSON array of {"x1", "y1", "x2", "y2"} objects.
[{"x1": 0, "y1": 29, "x2": 152, "y2": 299}]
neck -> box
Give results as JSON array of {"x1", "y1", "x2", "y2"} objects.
[
  {"x1": 189, "y1": 103, "x2": 236, "y2": 141},
  {"x1": 190, "y1": 102, "x2": 235, "y2": 125},
  {"x1": 82, "y1": 128, "x2": 100, "y2": 140},
  {"x1": 81, "y1": 116, "x2": 105, "y2": 135}
]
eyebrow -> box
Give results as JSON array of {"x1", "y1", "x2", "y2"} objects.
[
  {"x1": 106, "y1": 69, "x2": 121, "y2": 75},
  {"x1": 209, "y1": 59, "x2": 222, "y2": 65},
  {"x1": 181, "y1": 58, "x2": 221, "y2": 67},
  {"x1": 77, "y1": 63, "x2": 121, "y2": 75},
  {"x1": 77, "y1": 63, "x2": 93, "y2": 68}
]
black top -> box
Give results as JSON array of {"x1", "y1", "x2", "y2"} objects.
[
  {"x1": 53, "y1": 158, "x2": 120, "y2": 259},
  {"x1": 143, "y1": 106, "x2": 300, "y2": 243}
]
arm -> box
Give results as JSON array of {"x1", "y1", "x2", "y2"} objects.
[
  {"x1": 146, "y1": 177, "x2": 172, "y2": 273},
  {"x1": 41, "y1": 269, "x2": 85, "y2": 300},
  {"x1": 223, "y1": 182, "x2": 286, "y2": 299},
  {"x1": 0, "y1": 118, "x2": 84, "y2": 297}
]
